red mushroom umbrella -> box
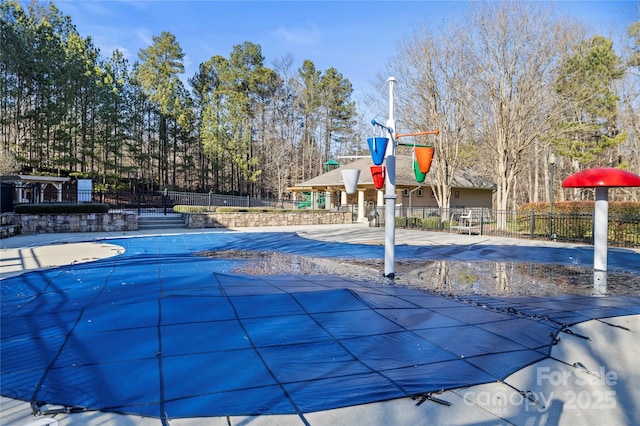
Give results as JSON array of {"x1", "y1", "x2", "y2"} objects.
[
  {"x1": 562, "y1": 167, "x2": 640, "y2": 294},
  {"x1": 562, "y1": 167, "x2": 640, "y2": 188}
]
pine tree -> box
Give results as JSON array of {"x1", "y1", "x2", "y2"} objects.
[{"x1": 553, "y1": 35, "x2": 626, "y2": 171}]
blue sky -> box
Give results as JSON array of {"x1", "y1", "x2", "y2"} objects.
[{"x1": 24, "y1": 1, "x2": 639, "y2": 103}]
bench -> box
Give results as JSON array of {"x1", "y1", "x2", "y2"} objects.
[{"x1": 450, "y1": 210, "x2": 480, "y2": 235}]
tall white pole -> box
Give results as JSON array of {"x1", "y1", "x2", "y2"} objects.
[{"x1": 384, "y1": 77, "x2": 397, "y2": 278}]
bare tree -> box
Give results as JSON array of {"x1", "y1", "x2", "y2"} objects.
[
  {"x1": 391, "y1": 27, "x2": 475, "y2": 220},
  {"x1": 262, "y1": 54, "x2": 298, "y2": 202},
  {"x1": 459, "y1": 2, "x2": 577, "y2": 227},
  {"x1": 617, "y1": 20, "x2": 640, "y2": 201}
]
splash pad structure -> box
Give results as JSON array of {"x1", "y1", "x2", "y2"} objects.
[
  {"x1": 342, "y1": 77, "x2": 439, "y2": 278},
  {"x1": 562, "y1": 167, "x2": 640, "y2": 294}
]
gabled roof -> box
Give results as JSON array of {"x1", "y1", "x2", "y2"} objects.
[
  {"x1": 1, "y1": 175, "x2": 70, "y2": 184},
  {"x1": 291, "y1": 155, "x2": 494, "y2": 190}
]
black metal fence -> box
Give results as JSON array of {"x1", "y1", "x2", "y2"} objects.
[
  {"x1": 68, "y1": 189, "x2": 297, "y2": 214},
  {"x1": 378, "y1": 206, "x2": 640, "y2": 248},
  {"x1": 165, "y1": 191, "x2": 297, "y2": 209},
  {"x1": 67, "y1": 189, "x2": 173, "y2": 214},
  {"x1": 65, "y1": 190, "x2": 639, "y2": 248}
]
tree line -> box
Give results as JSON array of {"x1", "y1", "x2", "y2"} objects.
[
  {"x1": 1, "y1": 1, "x2": 638, "y2": 210},
  {"x1": 384, "y1": 2, "x2": 639, "y2": 216},
  {"x1": 0, "y1": 0, "x2": 357, "y2": 200}
]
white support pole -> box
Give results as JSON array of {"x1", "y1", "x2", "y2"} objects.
[
  {"x1": 384, "y1": 77, "x2": 397, "y2": 278},
  {"x1": 593, "y1": 187, "x2": 608, "y2": 294},
  {"x1": 593, "y1": 187, "x2": 608, "y2": 271},
  {"x1": 54, "y1": 183, "x2": 63, "y2": 202}
]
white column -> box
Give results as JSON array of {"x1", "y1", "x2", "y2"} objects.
[
  {"x1": 357, "y1": 190, "x2": 366, "y2": 222},
  {"x1": 16, "y1": 185, "x2": 24, "y2": 203},
  {"x1": 593, "y1": 187, "x2": 608, "y2": 272},
  {"x1": 33, "y1": 184, "x2": 42, "y2": 203},
  {"x1": 53, "y1": 183, "x2": 63, "y2": 202},
  {"x1": 377, "y1": 190, "x2": 384, "y2": 207},
  {"x1": 340, "y1": 190, "x2": 347, "y2": 207},
  {"x1": 325, "y1": 191, "x2": 333, "y2": 209}
]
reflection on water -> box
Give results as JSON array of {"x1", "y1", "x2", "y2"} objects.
[
  {"x1": 197, "y1": 250, "x2": 640, "y2": 297},
  {"x1": 399, "y1": 260, "x2": 640, "y2": 297}
]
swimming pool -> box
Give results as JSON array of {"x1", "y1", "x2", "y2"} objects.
[{"x1": 2, "y1": 232, "x2": 638, "y2": 422}]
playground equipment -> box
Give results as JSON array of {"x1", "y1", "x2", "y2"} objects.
[
  {"x1": 415, "y1": 146, "x2": 435, "y2": 174},
  {"x1": 370, "y1": 166, "x2": 385, "y2": 190},
  {"x1": 348, "y1": 77, "x2": 439, "y2": 278},
  {"x1": 413, "y1": 160, "x2": 427, "y2": 183},
  {"x1": 296, "y1": 192, "x2": 325, "y2": 209},
  {"x1": 323, "y1": 159, "x2": 340, "y2": 173},
  {"x1": 367, "y1": 137, "x2": 389, "y2": 166},
  {"x1": 562, "y1": 167, "x2": 640, "y2": 294},
  {"x1": 340, "y1": 169, "x2": 360, "y2": 195}
]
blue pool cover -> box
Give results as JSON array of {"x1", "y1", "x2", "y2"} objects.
[{"x1": 2, "y1": 232, "x2": 639, "y2": 421}]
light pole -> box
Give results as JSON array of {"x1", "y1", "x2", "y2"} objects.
[{"x1": 548, "y1": 153, "x2": 556, "y2": 240}]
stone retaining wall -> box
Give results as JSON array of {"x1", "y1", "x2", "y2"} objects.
[
  {"x1": 8, "y1": 211, "x2": 351, "y2": 235},
  {"x1": 0, "y1": 213, "x2": 21, "y2": 239},
  {"x1": 185, "y1": 211, "x2": 353, "y2": 228},
  {"x1": 11, "y1": 212, "x2": 138, "y2": 234}
]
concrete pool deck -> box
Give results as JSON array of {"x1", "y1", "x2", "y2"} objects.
[{"x1": 1, "y1": 223, "x2": 639, "y2": 425}]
